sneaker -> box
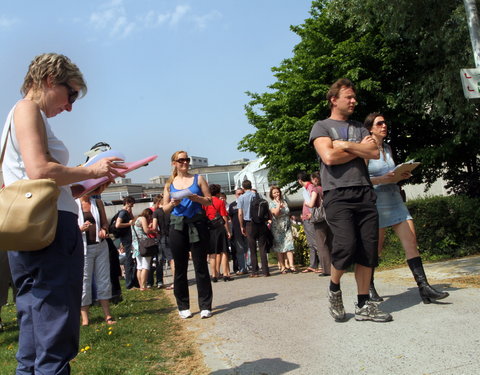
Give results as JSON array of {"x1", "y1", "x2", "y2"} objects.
[
  {"x1": 328, "y1": 289, "x2": 346, "y2": 322},
  {"x1": 178, "y1": 309, "x2": 192, "y2": 319},
  {"x1": 200, "y1": 310, "x2": 212, "y2": 319},
  {"x1": 355, "y1": 301, "x2": 393, "y2": 322},
  {"x1": 157, "y1": 282, "x2": 164, "y2": 289}
]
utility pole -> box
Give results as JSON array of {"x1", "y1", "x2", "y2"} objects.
[{"x1": 464, "y1": 0, "x2": 480, "y2": 68}]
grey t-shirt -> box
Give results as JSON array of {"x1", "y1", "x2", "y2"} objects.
[{"x1": 309, "y1": 118, "x2": 372, "y2": 191}]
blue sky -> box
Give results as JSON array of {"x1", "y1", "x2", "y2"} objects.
[{"x1": 0, "y1": 0, "x2": 312, "y2": 182}]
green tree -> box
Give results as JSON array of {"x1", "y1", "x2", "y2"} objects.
[{"x1": 240, "y1": 0, "x2": 480, "y2": 196}]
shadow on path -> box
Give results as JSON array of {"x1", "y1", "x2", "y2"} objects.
[
  {"x1": 214, "y1": 293, "x2": 278, "y2": 315},
  {"x1": 376, "y1": 284, "x2": 460, "y2": 313},
  {"x1": 209, "y1": 357, "x2": 300, "y2": 375}
]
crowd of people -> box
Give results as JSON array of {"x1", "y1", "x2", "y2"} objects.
[{"x1": 0, "y1": 52, "x2": 451, "y2": 374}]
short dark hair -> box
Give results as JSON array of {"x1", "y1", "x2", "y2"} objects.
[
  {"x1": 326, "y1": 78, "x2": 355, "y2": 109},
  {"x1": 364, "y1": 112, "x2": 384, "y2": 131},
  {"x1": 242, "y1": 180, "x2": 252, "y2": 190},
  {"x1": 209, "y1": 183, "x2": 221, "y2": 196},
  {"x1": 297, "y1": 171, "x2": 310, "y2": 182},
  {"x1": 123, "y1": 196, "x2": 135, "y2": 205}
]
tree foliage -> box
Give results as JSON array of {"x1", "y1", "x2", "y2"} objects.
[{"x1": 240, "y1": 0, "x2": 480, "y2": 196}]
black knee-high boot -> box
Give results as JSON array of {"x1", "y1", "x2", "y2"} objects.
[
  {"x1": 407, "y1": 257, "x2": 449, "y2": 304},
  {"x1": 369, "y1": 267, "x2": 384, "y2": 302}
]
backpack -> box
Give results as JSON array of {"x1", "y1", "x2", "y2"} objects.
[
  {"x1": 250, "y1": 193, "x2": 270, "y2": 223},
  {"x1": 109, "y1": 210, "x2": 129, "y2": 238}
]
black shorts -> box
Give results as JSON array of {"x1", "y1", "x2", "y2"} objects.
[{"x1": 323, "y1": 186, "x2": 379, "y2": 270}]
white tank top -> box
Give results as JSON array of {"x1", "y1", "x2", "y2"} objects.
[{"x1": 0, "y1": 103, "x2": 77, "y2": 215}]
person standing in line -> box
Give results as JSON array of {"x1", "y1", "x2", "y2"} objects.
[
  {"x1": 309, "y1": 78, "x2": 392, "y2": 322},
  {"x1": 204, "y1": 184, "x2": 232, "y2": 282},
  {"x1": 237, "y1": 180, "x2": 270, "y2": 277},
  {"x1": 163, "y1": 150, "x2": 213, "y2": 319},
  {"x1": 268, "y1": 186, "x2": 297, "y2": 273},
  {"x1": 228, "y1": 188, "x2": 249, "y2": 275},
  {"x1": 115, "y1": 196, "x2": 137, "y2": 289},
  {"x1": 308, "y1": 171, "x2": 332, "y2": 276},
  {"x1": 77, "y1": 189, "x2": 116, "y2": 326},
  {"x1": 131, "y1": 208, "x2": 156, "y2": 291},
  {"x1": 1, "y1": 53, "x2": 125, "y2": 374},
  {"x1": 298, "y1": 171, "x2": 323, "y2": 273},
  {"x1": 151, "y1": 194, "x2": 175, "y2": 290},
  {"x1": 364, "y1": 112, "x2": 449, "y2": 303}
]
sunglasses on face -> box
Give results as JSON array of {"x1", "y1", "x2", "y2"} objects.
[
  {"x1": 175, "y1": 158, "x2": 190, "y2": 164},
  {"x1": 374, "y1": 121, "x2": 387, "y2": 126},
  {"x1": 60, "y1": 82, "x2": 79, "y2": 104}
]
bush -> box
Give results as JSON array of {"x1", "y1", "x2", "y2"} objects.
[
  {"x1": 293, "y1": 225, "x2": 309, "y2": 266},
  {"x1": 381, "y1": 195, "x2": 480, "y2": 267}
]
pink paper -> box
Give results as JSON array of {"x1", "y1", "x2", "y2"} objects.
[{"x1": 72, "y1": 155, "x2": 157, "y2": 197}]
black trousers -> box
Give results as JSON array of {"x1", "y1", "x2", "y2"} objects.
[
  {"x1": 169, "y1": 220, "x2": 213, "y2": 311},
  {"x1": 245, "y1": 221, "x2": 270, "y2": 275}
]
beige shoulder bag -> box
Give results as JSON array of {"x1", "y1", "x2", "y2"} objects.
[{"x1": 0, "y1": 113, "x2": 60, "y2": 251}]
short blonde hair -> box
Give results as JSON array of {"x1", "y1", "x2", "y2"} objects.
[{"x1": 21, "y1": 53, "x2": 87, "y2": 97}]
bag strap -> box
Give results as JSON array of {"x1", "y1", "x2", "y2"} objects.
[{"x1": 0, "y1": 112, "x2": 13, "y2": 167}]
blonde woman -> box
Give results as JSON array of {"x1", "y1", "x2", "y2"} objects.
[
  {"x1": 1, "y1": 53, "x2": 124, "y2": 374},
  {"x1": 163, "y1": 151, "x2": 213, "y2": 319}
]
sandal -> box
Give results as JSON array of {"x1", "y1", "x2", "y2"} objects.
[
  {"x1": 290, "y1": 267, "x2": 298, "y2": 274},
  {"x1": 105, "y1": 317, "x2": 117, "y2": 325},
  {"x1": 165, "y1": 284, "x2": 174, "y2": 290},
  {"x1": 280, "y1": 268, "x2": 288, "y2": 274},
  {"x1": 301, "y1": 268, "x2": 315, "y2": 273}
]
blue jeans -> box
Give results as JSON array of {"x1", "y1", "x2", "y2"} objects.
[{"x1": 8, "y1": 211, "x2": 83, "y2": 375}]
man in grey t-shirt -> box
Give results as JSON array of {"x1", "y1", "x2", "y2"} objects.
[{"x1": 309, "y1": 78, "x2": 392, "y2": 323}]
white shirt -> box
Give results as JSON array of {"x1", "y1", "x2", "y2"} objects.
[{"x1": 0, "y1": 103, "x2": 77, "y2": 214}]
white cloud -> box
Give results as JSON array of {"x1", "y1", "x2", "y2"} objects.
[
  {"x1": 89, "y1": 0, "x2": 135, "y2": 39},
  {"x1": 88, "y1": 1, "x2": 221, "y2": 39},
  {"x1": 192, "y1": 10, "x2": 222, "y2": 30},
  {"x1": 0, "y1": 15, "x2": 19, "y2": 29},
  {"x1": 170, "y1": 5, "x2": 191, "y2": 26}
]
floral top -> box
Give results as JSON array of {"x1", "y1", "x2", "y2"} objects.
[{"x1": 131, "y1": 217, "x2": 149, "y2": 258}]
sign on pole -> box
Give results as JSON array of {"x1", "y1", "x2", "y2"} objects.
[{"x1": 460, "y1": 68, "x2": 480, "y2": 99}]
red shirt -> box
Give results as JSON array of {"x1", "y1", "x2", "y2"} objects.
[{"x1": 204, "y1": 196, "x2": 228, "y2": 220}]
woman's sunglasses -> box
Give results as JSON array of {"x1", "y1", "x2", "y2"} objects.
[
  {"x1": 61, "y1": 83, "x2": 79, "y2": 104},
  {"x1": 175, "y1": 158, "x2": 190, "y2": 164}
]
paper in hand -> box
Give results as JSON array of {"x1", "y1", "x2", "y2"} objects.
[{"x1": 170, "y1": 188, "x2": 194, "y2": 200}]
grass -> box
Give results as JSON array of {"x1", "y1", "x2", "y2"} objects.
[{"x1": 0, "y1": 284, "x2": 208, "y2": 375}]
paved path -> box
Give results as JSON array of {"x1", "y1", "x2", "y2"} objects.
[{"x1": 177, "y1": 256, "x2": 480, "y2": 375}]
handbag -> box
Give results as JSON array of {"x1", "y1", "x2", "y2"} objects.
[
  {"x1": 132, "y1": 224, "x2": 158, "y2": 257},
  {"x1": 208, "y1": 214, "x2": 225, "y2": 230},
  {"x1": 0, "y1": 118, "x2": 60, "y2": 251},
  {"x1": 310, "y1": 205, "x2": 326, "y2": 224}
]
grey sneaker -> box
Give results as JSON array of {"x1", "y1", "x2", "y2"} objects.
[
  {"x1": 328, "y1": 289, "x2": 346, "y2": 322},
  {"x1": 355, "y1": 301, "x2": 393, "y2": 322}
]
